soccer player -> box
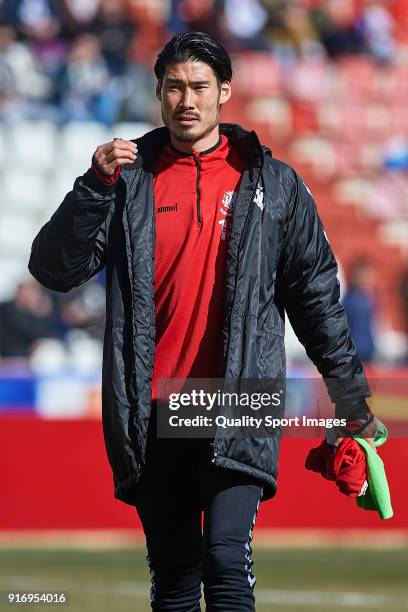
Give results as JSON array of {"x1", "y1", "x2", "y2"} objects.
[{"x1": 29, "y1": 31, "x2": 377, "y2": 611}]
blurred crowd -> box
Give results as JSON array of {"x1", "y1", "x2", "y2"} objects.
[
  {"x1": 0, "y1": 275, "x2": 106, "y2": 359},
  {"x1": 0, "y1": 0, "x2": 407, "y2": 125},
  {"x1": 2, "y1": 263, "x2": 408, "y2": 365},
  {"x1": 1, "y1": 0, "x2": 408, "y2": 368}
]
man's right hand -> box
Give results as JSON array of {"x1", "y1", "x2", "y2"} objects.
[{"x1": 92, "y1": 139, "x2": 138, "y2": 176}]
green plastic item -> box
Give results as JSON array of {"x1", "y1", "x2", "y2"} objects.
[{"x1": 354, "y1": 420, "x2": 393, "y2": 519}]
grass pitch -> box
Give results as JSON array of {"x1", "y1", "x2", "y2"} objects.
[{"x1": 0, "y1": 547, "x2": 407, "y2": 611}]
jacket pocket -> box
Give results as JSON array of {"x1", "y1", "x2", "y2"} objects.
[{"x1": 261, "y1": 304, "x2": 285, "y2": 338}]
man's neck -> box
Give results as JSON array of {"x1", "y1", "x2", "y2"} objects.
[{"x1": 170, "y1": 125, "x2": 220, "y2": 154}]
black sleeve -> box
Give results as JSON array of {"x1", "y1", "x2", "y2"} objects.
[
  {"x1": 277, "y1": 169, "x2": 373, "y2": 430},
  {"x1": 28, "y1": 169, "x2": 116, "y2": 293}
]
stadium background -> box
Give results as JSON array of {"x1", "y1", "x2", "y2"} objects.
[{"x1": 0, "y1": 0, "x2": 407, "y2": 610}]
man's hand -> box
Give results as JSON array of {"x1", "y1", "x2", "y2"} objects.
[
  {"x1": 334, "y1": 399, "x2": 378, "y2": 452},
  {"x1": 92, "y1": 139, "x2": 138, "y2": 176},
  {"x1": 334, "y1": 436, "x2": 377, "y2": 452}
]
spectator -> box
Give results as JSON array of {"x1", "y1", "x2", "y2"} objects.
[
  {"x1": 166, "y1": 0, "x2": 188, "y2": 35},
  {"x1": 262, "y1": 1, "x2": 324, "y2": 62},
  {"x1": 125, "y1": 0, "x2": 169, "y2": 67},
  {"x1": 3, "y1": 0, "x2": 67, "y2": 89},
  {"x1": 400, "y1": 269, "x2": 408, "y2": 361},
  {"x1": 122, "y1": 60, "x2": 156, "y2": 123},
  {"x1": 0, "y1": 23, "x2": 56, "y2": 120},
  {"x1": 222, "y1": 0, "x2": 269, "y2": 51},
  {"x1": 59, "y1": 281, "x2": 106, "y2": 341},
  {"x1": 384, "y1": 136, "x2": 408, "y2": 171},
  {"x1": 56, "y1": 32, "x2": 123, "y2": 124},
  {"x1": 342, "y1": 258, "x2": 378, "y2": 363},
  {"x1": 61, "y1": 0, "x2": 101, "y2": 37},
  {"x1": 0, "y1": 280, "x2": 59, "y2": 358},
  {"x1": 358, "y1": 0, "x2": 396, "y2": 63},
  {"x1": 310, "y1": 0, "x2": 368, "y2": 57},
  {"x1": 89, "y1": 0, "x2": 136, "y2": 75},
  {"x1": 177, "y1": 0, "x2": 222, "y2": 40},
  {"x1": 2, "y1": 0, "x2": 61, "y2": 41}
]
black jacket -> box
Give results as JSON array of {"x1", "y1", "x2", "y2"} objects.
[{"x1": 28, "y1": 123, "x2": 372, "y2": 505}]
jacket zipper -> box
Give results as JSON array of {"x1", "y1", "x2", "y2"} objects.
[
  {"x1": 194, "y1": 154, "x2": 202, "y2": 224},
  {"x1": 120, "y1": 171, "x2": 142, "y2": 472},
  {"x1": 211, "y1": 172, "x2": 263, "y2": 464},
  {"x1": 223, "y1": 172, "x2": 263, "y2": 379}
]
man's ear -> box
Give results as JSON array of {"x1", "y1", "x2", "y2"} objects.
[
  {"x1": 156, "y1": 81, "x2": 162, "y2": 102},
  {"x1": 219, "y1": 81, "x2": 231, "y2": 105}
]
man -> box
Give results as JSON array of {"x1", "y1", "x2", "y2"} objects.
[
  {"x1": 0, "y1": 279, "x2": 58, "y2": 357},
  {"x1": 29, "y1": 31, "x2": 377, "y2": 611},
  {"x1": 342, "y1": 258, "x2": 377, "y2": 363}
]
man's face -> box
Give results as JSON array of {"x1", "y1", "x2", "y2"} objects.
[{"x1": 156, "y1": 60, "x2": 231, "y2": 144}]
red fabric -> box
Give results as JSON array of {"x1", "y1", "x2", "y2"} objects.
[
  {"x1": 305, "y1": 438, "x2": 367, "y2": 497},
  {"x1": 151, "y1": 135, "x2": 245, "y2": 400},
  {"x1": 91, "y1": 163, "x2": 120, "y2": 184}
]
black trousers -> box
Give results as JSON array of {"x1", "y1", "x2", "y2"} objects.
[{"x1": 134, "y1": 403, "x2": 264, "y2": 611}]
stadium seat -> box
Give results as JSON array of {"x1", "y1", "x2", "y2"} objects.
[
  {"x1": 0, "y1": 256, "x2": 31, "y2": 301},
  {"x1": 6, "y1": 121, "x2": 57, "y2": 170},
  {"x1": 337, "y1": 57, "x2": 377, "y2": 101},
  {"x1": 380, "y1": 221, "x2": 408, "y2": 253},
  {"x1": 317, "y1": 102, "x2": 341, "y2": 134},
  {"x1": 59, "y1": 122, "x2": 113, "y2": 164},
  {"x1": 365, "y1": 104, "x2": 392, "y2": 138},
  {"x1": 374, "y1": 67, "x2": 399, "y2": 103},
  {"x1": 30, "y1": 339, "x2": 67, "y2": 375},
  {"x1": 50, "y1": 169, "x2": 82, "y2": 207},
  {"x1": 0, "y1": 124, "x2": 5, "y2": 166},
  {"x1": 392, "y1": 66, "x2": 408, "y2": 100},
  {"x1": 1, "y1": 170, "x2": 48, "y2": 212},
  {"x1": 290, "y1": 136, "x2": 336, "y2": 179},
  {"x1": 332, "y1": 177, "x2": 371, "y2": 207},
  {"x1": 362, "y1": 174, "x2": 407, "y2": 219},
  {"x1": 335, "y1": 141, "x2": 364, "y2": 175},
  {"x1": 0, "y1": 212, "x2": 40, "y2": 255},
  {"x1": 65, "y1": 332, "x2": 103, "y2": 371},
  {"x1": 246, "y1": 97, "x2": 292, "y2": 139},
  {"x1": 360, "y1": 142, "x2": 383, "y2": 171},
  {"x1": 285, "y1": 58, "x2": 331, "y2": 102},
  {"x1": 375, "y1": 328, "x2": 408, "y2": 364},
  {"x1": 390, "y1": 105, "x2": 408, "y2": 137},
  {"x1": 113, "y1": 122, "x2": 156, "y2": 141},
  {"x1": 233, "y1": 52, "x2": 282, "y2": 97},
  {"x1": 291, "y1": 101, "x2": 319, "y2": 135}
]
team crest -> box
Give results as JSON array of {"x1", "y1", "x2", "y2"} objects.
[
  {"x1": 219, "y1": 191, "x2": 237, "y2": 240},
  {"x1": 221, "y1": 191, "x2": 237, "y2": 210},
  {"x1": 253, "y1": 185, "x2": 264, "y2": 211}
]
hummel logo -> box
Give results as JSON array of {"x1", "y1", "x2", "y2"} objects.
[{"x1": 156, "y1": 204, "x2": 178, "y2": 213}]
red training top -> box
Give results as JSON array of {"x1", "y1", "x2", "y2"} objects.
[
  {"x1": 152, "y1": 135, "x2": 245, "y2": 399},
  {"x1": 91, "y1": 134, "x2": 246, "y2": 401}
]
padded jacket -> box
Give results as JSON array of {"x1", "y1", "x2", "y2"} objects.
[{"x1": 28, "y1": 123, "x2": 372, "y2": 505}]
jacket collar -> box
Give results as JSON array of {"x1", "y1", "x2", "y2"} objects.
[{"x1": 126, "y1": 123, "x2": 268, "y2": 172}]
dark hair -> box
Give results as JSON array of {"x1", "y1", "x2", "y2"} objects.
[{"x1": 154, "y1": 31, "x2": 233, "y2": 85}]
